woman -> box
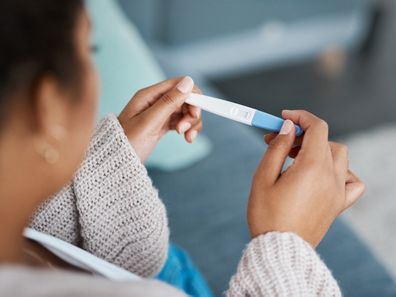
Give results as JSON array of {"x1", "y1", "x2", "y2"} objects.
[{"x1": 0, "y1": 0, "x2": 365, "y2": 296}]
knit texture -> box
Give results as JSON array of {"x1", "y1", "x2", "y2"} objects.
[
  {"x1": 227, "y1": 232, "x2": 342, "y2": 297},
  {"x1": 0, "y1": 266, "x2": 186, "y2": 297},
  {"x1": 0, "y1": 232, "x2": 342, "y2": 296},
  {"x1": 30, "y1": 183, "x2": 81, "y2": 245},
  {"x1": 20, "y1": 114, "x2": 343, "y2": 296},
  {"x1": 30, "y1": 114, "x2": 169, "y2": 278}
]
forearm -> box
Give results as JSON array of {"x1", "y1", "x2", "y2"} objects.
[
  {"x1": 30, "y1": 115, "x2": 169, "y2": 278},
  {"x1": 227, "y1": 232, "x2": 342, "y2": 297},
  {"x1": 73, "y1": 115, "x2": 169, "y2": 278}
]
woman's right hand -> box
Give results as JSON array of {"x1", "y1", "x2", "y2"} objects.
[{"x1": 248, "y1": 110, "x2": 365, "y2": 247}]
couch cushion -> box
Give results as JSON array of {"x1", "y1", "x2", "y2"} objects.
[{"x1": 85, "y1": 0, "x2": 211, "y2": 171}]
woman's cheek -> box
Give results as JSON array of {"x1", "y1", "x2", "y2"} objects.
[
  {"x1": 84, "y1": 58, "x2": 99, "y2": 125},
  {"x1": 67, "y1": 61, "x2": 99, "y2": 173},
  {"x1": 81, "y1": 60, "x2": 99, "y2": 134}
]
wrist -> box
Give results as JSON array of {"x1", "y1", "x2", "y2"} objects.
[{"x1": 118, "y1": 117, "x2": 163, "y2": 163}]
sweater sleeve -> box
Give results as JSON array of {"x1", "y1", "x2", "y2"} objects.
[
  {"x1": 0, "y1": 266, "x2": 187, "y2": 297},
  {"x1": 227, "y1": 232, "x2": 342, "y2": 297},
  {"x1": 29, "y1": 184, "x2": 81, "y2": 245},
  {"x1": 30, "y1": 114, "x2": 169, "y2": 278}
]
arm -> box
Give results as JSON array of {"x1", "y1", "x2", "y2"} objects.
[
  {"x1": 30, "y1": 77, "x2": 202, "y2": 277},
  {"x1": 225, "y1": 110, "x2": 365, "y2": 296},
  {"x1": 74, "y1": 114, "x2": 169, "y2": 277},
  {"x1": 29, "y1": 184, "x2": 81, "y2": 245},
  {"x1": 227, "y1": 232, "x2": 341, "y2": 296},
  {"x1": 30, "y1": 115, "x2": 169, "y2": 278}
]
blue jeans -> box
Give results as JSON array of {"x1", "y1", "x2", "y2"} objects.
[{"x1": 157, "y1": 243, "x2": 213, "y2": 297}]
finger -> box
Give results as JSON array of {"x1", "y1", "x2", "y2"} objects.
[
  {"x1": 137, "y1": 77, "x2": 201, "y2": 106},
  {"x1": 265, "y1": 133, "x2": 303, "y2": 159},
  {"x1": 185, "y1": 122, "x2": 202, "y2": 143},
  {"x1": 133, "y1": 77, "x2": 188, "y2": 100},
  {"x1": 346, "y1": 169, "x2": 359, "y2": 184},
  {"x1": 329, "y1": 142, "x2": 349, "y2": 178},
  {"x1": 189, "y1": 120, "x2": 203, "y2": 133},
  {"x1": 188, "y1": 104, "x2": 201, "y2": 119},
  {"x1": 264, "y1": 133, "x2": 277, "y2": 144},
  {"x1": 288, "y1": 146, "x2": 301, "y2": 159},
  {"x1": 176, "y1": 113, "x2": 201, "y2": 134},
  {"x1": 121, "y1": 76, "x2": 202, "y2": 118},
  {"x1": 256, "y1": 120, "x2": 296, "y2": 185},
  {"x1": 121, "y1": 77, "x2": 183, "y2": 117},
  {"x1": 177, "y1": 121, "x2": 192, "y2": 135},
  {"x1": 282, "y1": 110, "x2": 329, "y2": 158},
  {"x1": 192, "y1": 85, "x2": 203, "y2": 95},
  {"x1": 265, "y1": 133, "x2": 303, "y2": 147},
  {"x1": 186, "y1": 86, "x2": 202, "y2": 118},
  {"x1": 143, "y1": 76, "x2": 194, "y2": 127},
  {"x1": 344, "y1": 170, "x2": 365, "y2": 208},
  {"x1": 292, "y1": 136, "x2": 303, "y2": 147}
]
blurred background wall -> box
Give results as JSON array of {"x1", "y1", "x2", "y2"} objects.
[{"x1": 119, "y1": 0, "x2": 395, "y2": 137}]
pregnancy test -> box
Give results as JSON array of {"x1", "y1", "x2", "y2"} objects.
[{"x1": 186, "y1": 93, "x2": 303, "y2": 136}]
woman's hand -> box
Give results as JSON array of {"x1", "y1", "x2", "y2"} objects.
[
  {"x1": 118, "y1": 76, "x2": 202, "y2": 162},
  {"x1": 248, "y1": 110, "x2": 365, "y2": 247}
]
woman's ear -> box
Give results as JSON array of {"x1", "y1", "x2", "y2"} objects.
[
  {"x1": 33, "y1": 76, "x2": 69, "y2": 141},
  {"x1": 31, "y1": 75, "x2": 70, "y2": 164}
]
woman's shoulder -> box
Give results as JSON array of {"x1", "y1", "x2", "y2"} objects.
[{"x1": 0, "y1": 265, "x2": 185, "y2": 297}]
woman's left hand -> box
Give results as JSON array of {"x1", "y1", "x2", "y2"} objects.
[{"x1": 118, "y1": 76, "x2": 202, "y2": 162}]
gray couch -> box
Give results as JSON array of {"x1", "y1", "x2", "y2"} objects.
[
  {"x1": 149, "y1": 80, "x2": 396, "y2": 297},
  {"x1": 114, "y1": 2, "x2": 396, "y2": 296}
]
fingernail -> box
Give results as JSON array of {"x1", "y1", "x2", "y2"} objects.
[
  {"x1": 179, "y1": 122, "x2": 191, "y2": 134},
  {"x1": 279, "y1": 120, "x2": 294, "y2": 135},
  {"x1": 189, "y1": 130, "x2": 198, "y2": 142},
  {"x1": 176, "y1": 76, "x2": 194, "y2": 94}
]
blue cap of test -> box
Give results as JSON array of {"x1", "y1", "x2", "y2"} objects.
[{"x1": 251, "y1": 110, "x2": 303, "y2": 136}]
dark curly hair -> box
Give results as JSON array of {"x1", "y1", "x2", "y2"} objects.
[{"x1": 0, "y1": 0, "x2": 84, "y2": 125}]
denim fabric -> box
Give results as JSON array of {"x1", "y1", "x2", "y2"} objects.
[{"x1": 157, "y1": 243, "x2": 213, "y2": 297}]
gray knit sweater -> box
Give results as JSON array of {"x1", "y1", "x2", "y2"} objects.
[{"x1": 0, "y1": 115, "x2": 342, "y2": 296}]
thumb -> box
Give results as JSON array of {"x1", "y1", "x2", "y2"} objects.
[
  {"x1": 344, "y1": 170, "x2": 365, "y2": 208},
  {"x1": 143, "y1": 76, "x2": 194, "y2": 127},
  {"x1": 255, "y1": 120, "x2": 296, "y2": 185}
]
